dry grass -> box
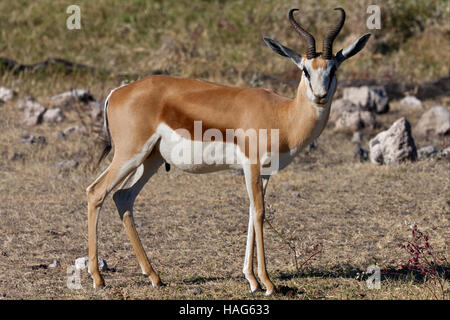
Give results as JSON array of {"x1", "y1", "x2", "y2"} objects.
[
  {"x1": 0, "y1": 0, "x2": 449, "y2": 82},
  {"x1": 0, "y1": 0, "x2": 449, "y2": 300},
  {"x1": 0, "y1": 74, "x2": 448, "y2": 300}
]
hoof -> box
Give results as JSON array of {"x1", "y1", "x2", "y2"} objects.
[
  {"x1": 246, "y1": 279, "x2": 262, "y2": 294},
  {"x1": 265, "y1": 286, "x2": 276, "y2": 296},
  {"x1": 249, "y1": 286, "x2": 262, "y2": 295},
  {"x1": 153, "y1": 281, "x2": 166, "y2": 288},
  {"x1": 93, "y1": 280, "x2": 105, "y2": 289}
]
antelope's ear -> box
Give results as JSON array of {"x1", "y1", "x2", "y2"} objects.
[
  {"x1": 335, "y1": 33, "x2": 371, "y2": 67},
  {"x1": 263, "y1": 37, "x2": 303, "y2": 68}
]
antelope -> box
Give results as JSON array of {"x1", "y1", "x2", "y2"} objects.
[{"x1": 86, "y1": 8, "x2": 370, "y2": 295}]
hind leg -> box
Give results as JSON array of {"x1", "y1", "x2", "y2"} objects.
[
  {"x1": 86, "y1": 135, "x2": 160, "y2": 288},
  {"x1": 113, "y1": 151, "x2": 164, "y2": 287}
]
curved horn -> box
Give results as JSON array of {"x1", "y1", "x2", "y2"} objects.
[
  {"x1": 289, "y1": 9, "x2": 316, "y2": 59},
  {"x1": 322, "y1": 8, "x2": 346, "y2": 60}
]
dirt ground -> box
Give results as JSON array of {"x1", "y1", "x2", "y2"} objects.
[{"x1": 0, "y1": 88, "x2": 448, "y2": 300}]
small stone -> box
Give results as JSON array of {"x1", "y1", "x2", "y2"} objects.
[
  {"x1": 51, "y1": 89, "x2": 94, "y2": 109},
  {"x1": 351, "y1": 132, "x2": 363, "y2": 144},
  {"x1": 57, "y1": 131, "x2": 66, "y2": 140},
  {"x1": 353, "y1": 145, "x2": 368, "y2": 162},
  {"x1": 193, "y1": 287, "x2": 203, "y2": 295},
  {"x1": 43, "y1": 108, "x2": 65, "y2": 123},
  {"x1": 441, "y1": 147, "x2": 450, "y2": 159},
  {"x1": 417, "y1": 145, "x2": 437, "y2": 159},
  {"x1": 330, "y1": 99, "x2": 376, "y2": 131},
  {"x1": 414, "y1": 106, "x2": 450, "y2": 137},
  {"x1": 8, "y1": 152, "x2": 25, "y2": 161},
  {"x1": 22, "y1": 98, "x2": 47, "y2": 126},
  {"x1": 0, "y1": 87, "x2": 16, "y2": 102},
  {"x1": 89, "y1": 101, "x2": 103, "y2": 123},
  {"x1": 63, "y1": 125, "x2": 87, "y2": 137},
  {"x1": 291, "y1": 191, "x2": 301, "y2": 198},
  {"x1": 400, "y1": 95, "x2": 423, "y2": 110},
  {"x1": 75, "y1": 256, "x2": 108, "y2": 273},
  {"x1": 329, "y1": 99, "x2": 355, "y2": 123},
  {"x1": 20, "y1": 134, "x2": 47, "y2": 145},
  {"x1": 15, "y1": 97, "x2": 32, "y2": 110},
  {"x1": 335, "y1": 108, "x2": 375, "y2": 132},
  {"x1": 48, "y1": 260, "x2": 61, "y2": 268},
  {"x1": 55, "y1": 160, "x2": 79, "y2": 171},
  {"x1": 343, "y1": 86, "x2": 389, "y2": 114}
]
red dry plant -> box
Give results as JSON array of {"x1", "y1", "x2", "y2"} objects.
[{"x1": 398, "y1": 224, "x2": 448, "y2": 299}]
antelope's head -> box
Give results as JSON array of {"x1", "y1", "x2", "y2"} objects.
[{"x1": 264, "y1": 8, "x2": 371, "y2": 106}]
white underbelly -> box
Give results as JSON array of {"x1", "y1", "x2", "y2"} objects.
[{"x1": 157, "y1": 124, "x2": 243, "y2": 173}]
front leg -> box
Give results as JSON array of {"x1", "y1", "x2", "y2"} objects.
[
  {"x1": 243, "y1": 207, "x2": 261, "y2": 293},
  {"x1": 243, "y1": 163, "x2": 275, "y2": 295}
]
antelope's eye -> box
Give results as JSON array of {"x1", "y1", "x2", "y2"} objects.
[{"x1": 303, "y1": 68, "x2": 310, "y2": 79}]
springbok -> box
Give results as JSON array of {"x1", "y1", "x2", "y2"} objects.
[{"x1": 87, "y1": 8, "x2": 370, "y2": 295}]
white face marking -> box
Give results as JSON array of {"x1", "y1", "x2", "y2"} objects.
[{"x1": 302, "y1": 59, "x2": 337, "y2": 106}]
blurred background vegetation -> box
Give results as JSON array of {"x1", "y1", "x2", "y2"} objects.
[{"x1": 0, "y1": 0, "x2": 448, "y2": 85}]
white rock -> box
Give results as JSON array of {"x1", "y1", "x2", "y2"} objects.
[
  {"x1": 329, "y1": 98, "x2": 355, "y2": 123},
  {"x1": 16, "y1": 96, "x2": 34, "y2": 110},
  {"x1": 417, "y1": 145, "x2": 437, "y2": 158},
  {"x1": 89, "y1": 101, "x2": 103, "y2": 123},
  {"x1": 48, "y1": 260, "x2": 61, "y2": 268},
  {"x1": 400, "y1": 95, "x2": 423, "y2": 110},
  {"x1": 330, "y1": 99, "x2": 375, "y2": 131},
  {"x1": 441, "y1": 147, "x2": 450, "y2": 159},
  {"x1": 75, "y1": 257, "x2": 108, "y2": 273},
  {"x1": 369, "y1": 117, "x2": 417, "y2": 165},
  {"x1": 51, "y1": 89, "x2": 94, "y2": 109},
  {"x1": 64, "y1": 125, "x2": 87, "y2": 136},
  {"x1": 0, "y1": 87, "x2": 16, "y2": 102},
  {"x1": 55, "y1": 160, "x2": 79, "y2": 171},
  {"x1": 22, "y1": 98, "x2": 47, "y2": 126},
  {"x1": 335, "y1": 109, "x2": 375, "y2": 132},
  {"x1": 43, "y1": 108, "x2": 65, "y2": 123},
  {"x1": 343, "y1": 86, "x2": 389, "y2": 114},
  {"x1": 353, "y1": 145, "x2": 368, "y2": 162},
  {"x1": 351, "y1": 131, "x2": 363, "y2": 144},
  {"x1": 414, "y1": 106, "x2": 450, "y2": 137}
]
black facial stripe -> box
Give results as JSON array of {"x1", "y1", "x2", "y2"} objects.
[
  {"x1": 329, "y1": 66, "x2": 336, "y2": 79},
  {"x1": 326, "y1": 66, "x2": 336, "y2": 91},
  {"x1": 303, "y1": 68, "x2": 310, "y2": 79}
]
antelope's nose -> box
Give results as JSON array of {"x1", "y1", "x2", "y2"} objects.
[
  {"x1": 314, "y1": 93, "x2": 328, "y2": 104},
  {"x1": 315, "y1": 93, "x2": 327, "y2": 99}
]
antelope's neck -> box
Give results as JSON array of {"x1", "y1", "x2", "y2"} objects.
[{"x1": 285, "y1": 79, "x2": 333, "y2": 152}]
